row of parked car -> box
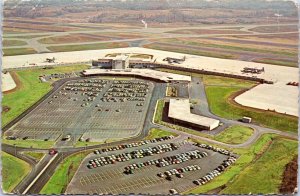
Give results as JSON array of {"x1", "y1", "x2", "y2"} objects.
[
  {"x1": 124, "y1": 150, "x2": 207, "y2": 174},
  {"x1": 194, "y1": 143, "x2": 231, "y2": 156},
  {"x1": 66, "y1": 82, "x2": 107, "y2": 87},
  {"x1": 89, "y1": 143, "x2": 179, "y2": 169},
  {"x1": 156, "y1": 150, "x2": 208, "y2": 168},
  {"x1": 93, "y1": 135, "x2": 175, "y2": 155},
  {"x1": 64, "y1": 86, "x2": 104, "y2": 92},
  {"x1": 193, "y1": 156, "x2": 237, "y2": 186},
  {"x1": 44, "y1": 72, "x2": 79, "y2": 81},
  {"x1": 158, "y1": 164, "x2": 201, "y2": 179}
]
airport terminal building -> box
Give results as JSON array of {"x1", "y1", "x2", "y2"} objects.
[{"x1": 92, "y1": 54, "x2": 155, "y2": 69}]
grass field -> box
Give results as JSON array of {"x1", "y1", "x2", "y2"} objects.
[
  {"x1": 186, "y1": 134, "x2": 297, "y2": 194},
  {"x1": 220, "y1": 137, "x2": 298, "y2": 194},
  {"x1": 3, "y1": 40, "x2": 27, "y2": 47},
  {"x1": 157, "y1": 68, "x2": 298, "y2": 133},
  {"x1": 23, "y1": 152, "x2": 45, "y2": 161},
  {"x1": 144, "y1": 128, "x2": 178, "y2": 140},
  {"x1": 144, "y1": 44, "x2": 236, "y2": 59},
  {"x1": 2, "y1": 64, "x2": 89, "y2": 127},
  {"x1": 214, "y1": 125, "x2": 253, "y2": 145},
  {"x1": 2, "y1": 152, "x2": 31, "y2": 193},
  {"x1": 253, "y1": 58, "x2": 298, "y2": 67},
  {"x1": 168, "y1": 38, "x2": 297, "y2": 57},
  {"x1": 74, "y1": 141, "x2": 103, "y2": 147},
  {"x1": 206, "y1": 86, "x2": 298, "y2": 133},
  {"x1": 3, "y1": 48, "x2": 37, "y2": 56},
  {"x1": 40, "y1": 151, "x2": 91, "y2": 194},
  {"x1": 47, "y1": 42, "x2": 128, "y2": 52},
  {"x1": 2, "y1": 139, "x2": 55, "y2": 149},
  {"x1": 4, "y1": 34, "x2": 50, "y2": 39}
]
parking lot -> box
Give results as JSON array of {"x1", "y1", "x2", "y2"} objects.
[
  {"x1": 5, "y1": 77, "x2": 154, "y2": 143},
  {"x1": 66, "y1": 136, "x2": 235, "y2": 195}
]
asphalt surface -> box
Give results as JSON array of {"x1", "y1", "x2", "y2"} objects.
[
  {"x1": 2, "y1": 74, "x2": 298, "y2": 194},
  {"x1": 66, "y1": 137, "x2": 229, "y2": 195},
  {"x1": 7, "y1": 78, "x2": 154, "y2": 143}
]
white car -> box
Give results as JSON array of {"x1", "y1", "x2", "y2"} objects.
[{"x1": 169, "y1": 189, "x2": 178, "y2": 194}]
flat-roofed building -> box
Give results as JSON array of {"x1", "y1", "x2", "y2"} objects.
[
  {"x1": 92, "y1": 55, "x2": 129, "y2": 69},
  {"x1": 82, "y1": 69, "x2": 191, "y2": 83},
  {"x1": 168, "y1": 99, "x2": 220, "y2": 131},
  {"x1": 112, "y1": 55, "x2": 129, "y2": 69}
]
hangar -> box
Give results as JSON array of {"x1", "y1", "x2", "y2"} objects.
[{"x1": 168, "y1": 99, "x2": 220, "y2": 131}]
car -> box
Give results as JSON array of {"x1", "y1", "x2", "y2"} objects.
[
  {"x1": 6, "y1": 136, "x2": 17, "y2": 140},
  {"x1": 176, "y1": 173, "x2": 183, "y2": 178},
  {"x1": 157, "y1": 173, "x2": 165, "y2": 178},
  {"x1": 166, "y1": 176, "x2": 172, "y2": 181},
  {"x1": 62, "y1": 134, "x2": 71, "y2": 141},
  {"x1": 195, "y1": 165, "x2": 201, "y2": 170},
  {"x1": 49, "y1": 149, "x2": 58, "y2": 155},
  {"x1": 169, "y1": 189, "x2": 178, "y2": 194}
]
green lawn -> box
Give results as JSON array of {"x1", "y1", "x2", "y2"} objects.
[
  {"x1": 220, "y1": 137, "x2": 298, "y2": 194},
  {"x1": 2, "y1": 64, "x2": 89, "y2": 127},
  {"x1": 2, "y1": 139, "x2": 55, "y2": 149},
  {"x1": 74, "y1": 141, "x2": 104, "y2": 147},
  {"x1": 3, "y1": 48, "x2": 37, "y2": 56},
  {"x1": 47, "y1": 42, "x2": 128, "y2": 52},
  {"x1": 40, "y1": 151, "x2": 91, "y2": 194},
  {"x1": 214, "y1": 125, "x2": 254, "y2": 144},
  {"x1": 144, "y1": 128, "x2": 178, "y2": 140},
  {"x1": 2, "y1": 152, "x2": 31, "y2": 193},
  {"x1": 157, "y1": 68, "x2": 298, "y2": 133},
  {"x1": 206, "y1": 86, "x2": 298, "y2": 133},
  {"x1": 75, "y1": 137, "x2": 132, "y2": 147},
  {"x1": 3, "y1": 40, "x2": 27, "y2": 47},
  {"x1": 186, "y1": 134, "x2": 297, "y2": 194},
  {"x1": 23, "y1": 152, "x2": 45, "y2": 161}
]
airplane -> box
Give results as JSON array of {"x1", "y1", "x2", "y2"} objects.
[{"x1": 45, "y1": 57, "x2": 55, "y2": 63}]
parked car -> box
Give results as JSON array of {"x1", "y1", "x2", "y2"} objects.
[{"x1": 169, "y1": 189, "x2": 178, "y2": 194}]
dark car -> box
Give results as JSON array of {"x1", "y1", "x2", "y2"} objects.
[{"x1": 6, "y1": 136, "x2": 17, "y2": 140}]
